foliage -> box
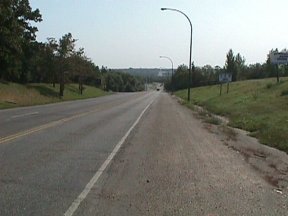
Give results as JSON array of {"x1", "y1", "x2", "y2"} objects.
[
  {"x1": 105, "y1": 72, "x2": 144, "y2": 92},
  {"x1": 0, "y1": 0, "x2": 42, "y2": 82},
  {"x1": 225, "y1": 49, "x2": 237, "y2": 81},
  {"x1": 225, "y1": 49, "x2": 246, "y2": 81},
  {"x1": 171, "y1": 64, "x2": 189, "y2": 90},
  {"x1": 0, "y1": 0, "x2": 143, "y2": 95},
  {"x1": 165, "y1": 64, "x2": 220, "y2": 91},
  {"x1": 165, "y1": 48, "x2": 288, "y2": 92},
  {"x1": 281, "y1": 89, "x2": 288, "y2": 96}
]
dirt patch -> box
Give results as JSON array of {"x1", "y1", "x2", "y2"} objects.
[
  {"x1": 264, "y1": 175, "x2": 281, "y2": 188},
  {"x1": 219, "y1": 129, "x2": 288, "y2": 190}
]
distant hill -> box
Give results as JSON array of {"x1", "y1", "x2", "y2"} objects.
[{"x1": 112, "y1": 68, "x2": 172, "y2": 82}]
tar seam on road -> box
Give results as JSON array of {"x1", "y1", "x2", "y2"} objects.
[{"x1": 64, "y1": 99, "x2": 155, "y2": 216}]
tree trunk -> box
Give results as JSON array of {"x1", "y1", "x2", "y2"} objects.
[
  {"x1": 276, "y1": 65, "x2": 279, "y2": 83},
  {"x1": 59, "y1": 71, "x2": 64, "y2": 98}
]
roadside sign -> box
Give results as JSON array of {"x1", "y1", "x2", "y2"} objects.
[
  {"x1": 270, "y1": 52, "x2": 288, "y2": 65},
  {"x1": 219, "y1": 73, "x2": 232, "y2": 83},
  {"x1": 219, "y1": 73, "x2": 231, "y2": 96}
]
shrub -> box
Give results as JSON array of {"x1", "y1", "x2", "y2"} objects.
[
  {"x1": 281, "y1": 89, "x2": 288, "y2": 96},
  {"x1": 266, "y1": 83, "x2": 273, "y2": 89}
]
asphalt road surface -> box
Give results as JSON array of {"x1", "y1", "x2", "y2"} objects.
[{"x1": 0, "y1": 91, "x2": 287, "y2": 215}]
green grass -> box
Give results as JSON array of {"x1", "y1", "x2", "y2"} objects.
[
  {"x1": 175, "y1": 77, "x2": 288, "y2": 153},
  {"x1": 0, "y1": 82, "x2": 110, "y2": 109}
]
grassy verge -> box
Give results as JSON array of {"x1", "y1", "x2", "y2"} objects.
[
  {"x1": 175, "y1": 77, "x2": 288, "y2": 153},
  {"x1": 0, "y1": 82, "x2": 110, "y2": 109}
]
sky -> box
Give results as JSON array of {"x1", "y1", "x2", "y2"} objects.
[{"x1": 30, "y1": 0, "x2": 288, "y2": 69}]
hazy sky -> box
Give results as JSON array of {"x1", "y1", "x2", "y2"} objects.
[{"x1": 30, "y1": 0, "x2": 288, "y2": 69}]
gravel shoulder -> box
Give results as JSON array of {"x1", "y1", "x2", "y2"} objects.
[{"x1": 75, "y1": 92, "x2": 288, "y2": 216}]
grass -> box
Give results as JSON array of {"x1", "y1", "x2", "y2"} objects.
[
  {"x1": 204, "y1": 116, "x2": 222, "y2": 125},
  {"x1": 0, "y1": 82, "x2": 110, "y2": 109},
  {"x1": 196, "y1": 109, "x2": 221, "y2": 125},
  {"x1": 175, "y1": 77, "x2": 288, "y2": 153}
]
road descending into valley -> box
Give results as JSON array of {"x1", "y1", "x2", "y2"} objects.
[{"x1": 0, "y1": 91, "x2": 287, "y2": 215}]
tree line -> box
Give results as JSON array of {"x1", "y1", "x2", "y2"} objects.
[
  {"x1": 165, "y1": 49, "x2": 288, "y2": 91},
  {"x1": 105, "y1": 72, "x2": 144, "y2": 92},
  {"x1": 0, "y1": 0, "x2": 143, "y2": 95}
]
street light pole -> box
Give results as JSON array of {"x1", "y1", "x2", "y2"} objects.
[
  {"x1": 160, "y1": 56, "x2": 174, "y2": 89},
  {"x1": 161, "y1": 7, "x2": 193, "y2": 101}
]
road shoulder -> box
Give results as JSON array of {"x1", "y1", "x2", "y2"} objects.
[{"x1": 75, "y1": 93, "x2": 288, "y2": 216}]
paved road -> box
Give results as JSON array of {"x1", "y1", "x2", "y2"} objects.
[
  {"x1": 0, "y1": 91, "x2": 158, "y2": 215},
  {"x1": 1, "y1": 91, "x2": 287, "y2": 215}
]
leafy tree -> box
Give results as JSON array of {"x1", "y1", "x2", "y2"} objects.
[
  {"x1": 247, "y1": 63, "x2": 265, "y2": 79},
  {"x1": 101, "y1": 66, "x2": 108, "y2": 74},
  {"x1": 265, "y1": 49, "x2": 278, "y2": 79},
  {"x1": 0, "y1": 0, "x2": 42, "y2": 81},
  {"x1": 45, "y1": 38, "x2": 58, "y2": 86},
  {"x1": 57, "y1": 33, "x2": 77, "y2": 96},
  {"x1": 67, "y1": 50, "x2": 99, "y2": 94},
  {"x1": 27, "y1": 41, "x2": 46, "y2": 82},
  {"x1": 225, "y1": 49, "x2": 237, "y2": 81},
  {"x1": 201, "y1": 64, "x2": 216, "y2": 83},
  {"x1": 58, "y1": 33, "x2": 76, "y2": 58},
  {"x1": 173, "y1": 64, "x2": 189, "y2": 90},
  {"x1": 235, "y1": 53, "x2": 246, "y2": 80},
  {"x1": 105, "y1": 72, "x2": 144, "y2": 92}
]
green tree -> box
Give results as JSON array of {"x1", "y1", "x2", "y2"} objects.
[
  {"x1": 45, "y1": 38, "x2": 58, "y2": 86},
  {"x1": 225, "y1": 49, "x2": 237, "y2": 81},
  {"x1": 235, "y1": 53, "x2": 246, "y2": 80},
  {"x1": 0, "y1": 0, "x2": 42, "y2": 81},
  {"x1": 265, "y1": 49, "x2": 278, "y2": 79},
  {"x1": 173, "y1": 64, "x2": 189, "y2": 90},
  {"x1": 57, "y1": 33, "x2": 77, "y2": 97},
  {"x1": 105, "y1": 72, "x2": 144, "y2": 92},
  {"x1": 67, "y1": 48, "x2": 96, "y2": 94},
  {"x1": 202, "y1": 64, "x2": 215, "y2": 83},
  {"x1": 247, "y1": 63, "x2": 265, "y2": 79},
  {"x1": 58, "y1": 33, "x2": 76, "y2": 58},
  {"x1": 26, "y1": 41, "x2": 46, "y2": 82}
]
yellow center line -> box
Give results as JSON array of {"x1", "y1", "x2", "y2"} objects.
[
  {"x1": 0, "y1": 93, "x2": 149, "y2": 145},
  {"x1": 0, "y1": 109, "x2": 99, "y2": 145}
]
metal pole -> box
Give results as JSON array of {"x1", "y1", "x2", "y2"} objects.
[
  {"x1": 161, "y1": 8, "x2": 193, "y2": 101},
  {"x1": 160, "y1": 56, "x2": 174, "y2": 90}
]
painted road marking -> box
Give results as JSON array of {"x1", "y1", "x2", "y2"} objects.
[
  {"x1": 64, "y1": 99, "x2": 155, "y2": 216},
  {"x1": 0, "y1": 110, "x2": 97, "y2": 145},
  {"x1": 0, "y1": 98, "x2": 129, "y2": 145},
  {"x1": 11, "y1": 112, "x2": 39, "y2": 119}
]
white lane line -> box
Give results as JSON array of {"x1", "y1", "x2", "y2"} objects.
[
  {"x1": 64, "y1": 99, "x2": 155, "y2": 216},
  {"x1": 11, "y1": 112, "x2": 39, "y2": 119}
]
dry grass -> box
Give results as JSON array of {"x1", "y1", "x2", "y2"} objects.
[{"x1": 0, "y1": 83, "x2": 109, "y2": 109}]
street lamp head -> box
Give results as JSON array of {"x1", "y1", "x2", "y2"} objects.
[{"x1": 161, "y1": 8, "x2": 167, "y2": 11}]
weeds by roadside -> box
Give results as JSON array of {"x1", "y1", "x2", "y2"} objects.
[{"x1": 175, "y1": 77, "x2": 288, "y2": 153}]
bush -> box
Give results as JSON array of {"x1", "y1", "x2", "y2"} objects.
[
  {"x1": 281, "y1": 89, "x2": 288, "y2": 96},
  {"x1": 266, "y1": 83, "x2": 273, "y2": 89}
]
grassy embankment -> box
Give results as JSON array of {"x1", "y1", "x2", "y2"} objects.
[
  {"x1": 175, "y1": 77, "x2": 288, "y2": 153},
  {"x1": 0, "y1": 82, "x2": 110, "y2": 109}
]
